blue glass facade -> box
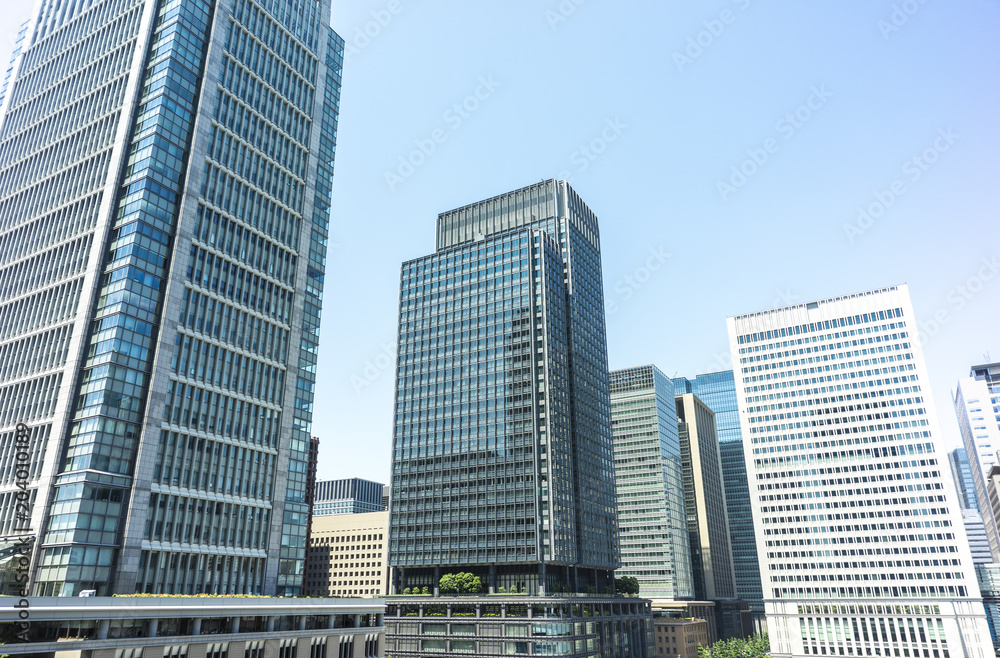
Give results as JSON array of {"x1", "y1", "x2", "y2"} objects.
[
  {"x1": 389, "y1": 180, "x2": 618, "y2": 595},
  {"x1": 1, "y1": 0, "x2": 342, "y2": 597},
  {"x1": 950, "y1": 447, "x2": 980, "y2": 511},
  {"x1": 674, "y1": 371, "x2": 762, "y2": 612}
]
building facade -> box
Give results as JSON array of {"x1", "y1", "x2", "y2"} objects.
[
  {"x1": 675, "y1": 393, "x2": 737, "y2": 603},
  {"x1": 384, "y1": 596, "x2": 652, "y2": 658},
  {"x1": 314, "y1": 479, "x2": 387, "y2": 516},
  {"x1": 0, "y1": 0, "x2": 344, "y2": 596},
  {"x1": 674, "y1": 372, "x2": 763, "y2": 617},
  {"x1": 652, "y1": 617, "x2": 710, "y2": 658},
  {"x1": 727, "y1": 285, "x2": 992, "y2": 657},
  {"x1": 389, "y1": 180, "x2": 619, "y2": 596},
  {"x1": 0, "y1": 596, "x2": 384, "y2": 657},
  {"x1": 609, "y1": 365, "x2": 693, "y2": 600},
  {"x1": 977, "y1": 563, "x2": 1000, "y2": 653},
  {"x1": 950, "y1": 446, "x2": 981, "y2": 511},
  {"x1": 955, "y1": 363, "x2": 1000, "y2": 562},
  {"x1": 305, "y1": 510, "x2": 389, "y2": 597}
]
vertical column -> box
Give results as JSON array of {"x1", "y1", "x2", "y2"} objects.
[
  {"x1": 539, "y1": 562, "x2": 547, "y2": 596},
  {"x1": 489, "y1": 564, "x2": 496, "y2": 594},
  {"x1": 97, "y1": 619, "x2": 110, "y2": 639},
  {"x1": 434, "y1": 566, "x2": 441, "y2": 597},
  {"x1": 148, "y1": 619, "x2": 159, "y2": 637},
  {"x1": 192, "y1": 618, "x2": 202, "y2": 635},
  {"x1": 231, "y1": 617, "x2": 241, "y2": 634}
]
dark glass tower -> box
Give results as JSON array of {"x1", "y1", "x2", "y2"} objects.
[
  {"x1": 389, "y1": 179, "x2": 618, "y2": 595},
  {"x1": 0, "y1": 0, "x2": 343, "y2": 596},
  {"x1": 674, "y1": 372, "x2": 762, "y2": 613}
]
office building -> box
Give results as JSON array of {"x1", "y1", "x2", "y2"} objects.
[
  {"x1": 314, "y1": 478, "x2": 387, "y2": 516},
  {"x1": 0, "y1": 0, "x2": 344, "y2": 597},
  {"x1": 305, "y1": 509, "x2": 389, "y2": 597},
  {"x1": 956, "y1": 363, "x2": 1000, "y2": 561},
  {"x1": 609, "y1": 365, "x2": 694, "y2": 600},
  {"x1": 652, "y1": 617, "x2": 710, "y2": 658},
  {"x1": 389, "y1": 179, "x2": 619, "y2": 595},
  {"x1": 675, "y1": 393, "x2": 737, "y2": 603},
  {"x1": 385, "y1": 596, "x2": 653, "y2": 658},
  {"x1": 0, "y1": 19, "x2": 29, "y2": 123},
  {"x1": 0, "y1": 596, "x2": 384, "y2": 657},
  {"x1": 964, "y1": 509, "x2": 994, "y2": 565},
  {"x1": 386, "y1": 180, "x2": 652, "y2": 658},
  {"x1": 727, "y1": 284, "x2": 992, "y2": 657},
  {"x1": 977, "y1": 563, "x2": 1000, "y2": 653},
  {"x1": 950, "y1": 446, "x2": 981, "y2": 511},
  {"x1": 674, "y1": 372, "x2": 763, "y2": 619}
]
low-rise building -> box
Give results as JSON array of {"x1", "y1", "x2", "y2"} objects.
[
  {"x1": 0, "y1": 596, "x2": 384, "y2": 657},
  {"x1": 384, "y1": 595, "x2": 653, "y2": 658},
  {"x1": 306, "y1": 511, "x2": 389, "y2": 597},
  {"x1": 652, "y1": 618, "x2": 710, "y2": 658}
]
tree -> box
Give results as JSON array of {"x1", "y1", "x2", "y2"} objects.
[
  {"x1": 402, "y1": 587, "x2": 411, "y2": 595},
  {"x1": 455, "y1": 572, "x2": 483, "y2": 594},
  {"x1": 421, "y1": 586, "x2": 430, "y2": 596},
  {"x1": 698, "y1": 633, "x2": 770, "y2": 658},
  {"x1": 439, "y1": 573, "x2": 459, "y2": 595},
  {"x1": 614, "y1": 576, "x2": 640, "y2": 596}
]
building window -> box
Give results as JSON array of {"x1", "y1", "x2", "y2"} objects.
[
  {"x1": 164, "y1": 646, "x2": 189, "y2": 658},
  {"x1": 310, "y1": 637, "x2": 328, "y2": 658},
  {"x1": 206, "y1": 643, "x2": 229, "y2": 658}
]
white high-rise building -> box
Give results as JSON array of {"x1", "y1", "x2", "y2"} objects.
[
  {"x1": 955, "y1": 363, "x2": 1000, "y2": 560},
  {"x1": 726, "y1": 285, "x2": 991, "y2": 658}
]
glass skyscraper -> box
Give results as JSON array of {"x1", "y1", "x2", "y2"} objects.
[
  {"x1": 955, "y1": 362, "x2": 1000, "y2": 562},
  {"x1": 314, "y1": 478, "x2": 386, "y2": 516},
  {"x1": 674, "y1": 371, "x2": 763, "y2": 614},
  {"x1": 388, "y1": 179, "x2": 619, "y2": 595},
  {"x1": 727, "y1": 285, "x2": 991, "y2": 657},
  {"x1": 609, "y1": 365, "x2": 693, "y2": 600},
  {"x1": 0, "y1": 0, "x2": 343, "y2": 596},
  {"x1": 675, "y1": 393, "x2": 736, "y2": 602}
]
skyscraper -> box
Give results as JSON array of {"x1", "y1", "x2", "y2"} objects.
[
  {"x1": 609, "y1": 365, "x2": 693, "y2": 600},
  {"x1": 384, "y1": 179, "x2": 652, "y2": 658},
  {"x1": 674, "y1": 371, "x2": 763, "y2": 619},
  {"x1": 955, "y1": 362, "x2": 1000, "y2": 561},
  {"x1": 675, "y1": 393, "x2": 737, "y2": 602},
  {"x1": 0, "y1": 0, "x2": 343, "y2": 596},
  {"x1": 727, "y1": 285, "x2": 991, "y2": 657},
  {"x1": 388, "y1": 179, "x2": 619, "y2": 595},
  {"x1": 314, "y1": 478, "x2": 387, "y2": 516},
  {"x1": 950, "y1": 446, "x2": 982, "y2": 511}
]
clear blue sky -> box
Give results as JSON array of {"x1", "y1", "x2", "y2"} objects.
[{"x1": 3, "y1": 0, "x2": 998, "y2": 484}]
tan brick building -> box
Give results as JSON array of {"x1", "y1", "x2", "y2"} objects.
[
  {"x1": 306, "y1": 511, "x2": 388, "y2": 597},
  {"x1": 653, "y1": 618, "x2": 710, "y2": 658}
]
